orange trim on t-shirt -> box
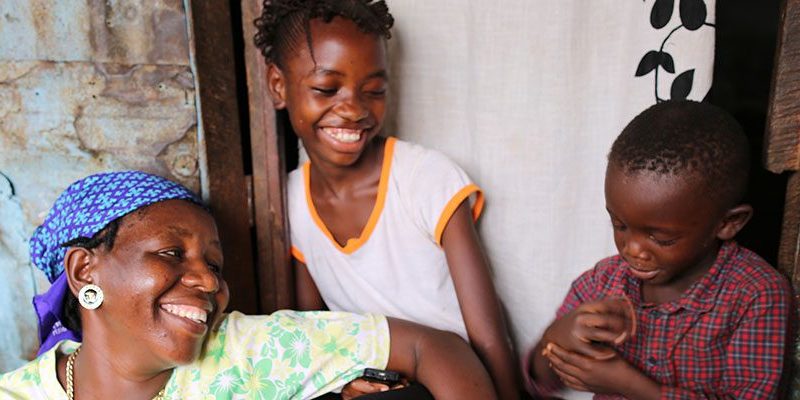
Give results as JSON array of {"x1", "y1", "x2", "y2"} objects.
[
  {"x1": 304, "y1": 137, "x2": 396, "y2": 254},
  {"x1": 434, "y1": 184, "x2": 484, "y2": 246},
  {"x1": 290, "y1": 245, "x2": 306, "y2": 264}
]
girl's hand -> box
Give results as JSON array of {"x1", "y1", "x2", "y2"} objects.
[{"x1": 544, "y1": 343, "x2": 659, "y2": 399}]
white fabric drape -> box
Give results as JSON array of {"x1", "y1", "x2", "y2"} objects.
[{"x1": 384, "y1": 2, "x2": 714, "y2": 397}]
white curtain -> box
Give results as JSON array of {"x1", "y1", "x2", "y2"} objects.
[{"x1": 385, "y1": 1, "x2": 715, "y2": 397}]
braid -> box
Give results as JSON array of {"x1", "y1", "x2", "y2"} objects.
[{"x1": 254, "y1": 0, "x2": 394, "y2": 67}]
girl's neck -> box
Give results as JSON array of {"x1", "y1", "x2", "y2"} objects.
[
  {"x1": 59, "y1": 342, "x2": 172, "y2": 400},
  {"x1": 309, "y1": 136, "x2": 386, "y2": 196}
]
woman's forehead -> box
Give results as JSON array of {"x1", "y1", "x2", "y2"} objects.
[{"x1": 117, "y1": 200, "x2": 218, "y2": 241}]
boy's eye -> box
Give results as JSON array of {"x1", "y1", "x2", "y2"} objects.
[
  {"x1": 610, "y1": 221, "x2": 626, "y2": 231},
  {"x1": 648, "y1": 234, "x2": 677, "y2": 247},
  {"x1": 207, "y1": 261, "x2": 223, "y2": 274}
]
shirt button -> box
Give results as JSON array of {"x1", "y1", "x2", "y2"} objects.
[{"x1": 647, "y1": 356, "x2": 658, "y2": 366}]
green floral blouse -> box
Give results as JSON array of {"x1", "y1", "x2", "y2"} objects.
[{"x1": 0, "y1": 310, "x2": 390, "y2": 399}]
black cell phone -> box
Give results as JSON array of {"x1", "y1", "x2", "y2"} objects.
[{"x1": 362, "y1": 368, "x2": 401, "y2": 386}]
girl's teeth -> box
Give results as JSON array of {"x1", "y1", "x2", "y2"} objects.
[{"x1": 323, "y1": 128, "x2": 362, "y2": 143}]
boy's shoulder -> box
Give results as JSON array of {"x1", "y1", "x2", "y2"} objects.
[{"x1": 713, "y1": 242, "x2": 791, "y2": 297}]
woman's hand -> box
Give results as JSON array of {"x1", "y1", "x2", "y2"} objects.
[{"x1": 341, "y1": 378, "x2": 407, "y2": 399}]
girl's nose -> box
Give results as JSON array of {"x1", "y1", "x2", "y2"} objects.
[{"x1": 334, "y1": 94, "x2": 368, "y2": 121}]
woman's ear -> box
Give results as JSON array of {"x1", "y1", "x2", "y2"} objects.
[
  {"x1": 266, "y1": 63, "x2": 287, "y2": 110},
  {"x1": 716, "y1": 204, "x2": 753, "y2": 241},
  {"x1": 64, "y1": 247, "x2": 97, "y2": 296}
]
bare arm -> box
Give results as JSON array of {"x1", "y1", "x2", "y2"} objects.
[
  {"x1": 385, "y1": 317, "x2": 497, "y2": 400},
  {"x1": 441, "y1": 202, "x2": 520, "y2": 400},
  {"x1": 294, "y1": 258, "x2": 327, "y2": 311}
]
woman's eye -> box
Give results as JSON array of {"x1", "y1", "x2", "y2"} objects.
[
  {"x1": 161, "y1": 249, "x2": 183, "y2": 258},
  {"x1": 366, "y1": 88, "x2": 386, "y2": 97}
]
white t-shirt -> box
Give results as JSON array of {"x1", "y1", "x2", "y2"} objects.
[{"x1": 288, "y1": 137, "x2": 483, "y2": 339}]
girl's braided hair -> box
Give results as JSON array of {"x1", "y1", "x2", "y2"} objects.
[{"x1": 254, "y1": 0, "x2": 394, "y2": 67}]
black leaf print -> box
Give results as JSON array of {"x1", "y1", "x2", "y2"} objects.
[
  {"x1": 670, "y1": 69, "x2": 695, "y2": 100},
  {"x1": 636, "y1": 51, "x2": 662, "y2": 76},
  {"x1": 659, "y1": 52, "x2": 675, "y2": 73},
  {"x1": 650, "y1": 0, "x2": 674, "y2": 29},
  {"x1": 679, "y1": 0, "x2": 707, "y2": 31}
]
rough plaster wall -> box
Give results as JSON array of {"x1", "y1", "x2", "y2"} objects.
[{"x1": 0, "y1": 0, "x2": 200, "y2": 371}]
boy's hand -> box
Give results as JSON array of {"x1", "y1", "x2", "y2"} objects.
[
  {"x1": 341, "y1": 378, "x2": 406, "y2": 400},
  {"x1": 543, "y1": 297, "x2": 636, "y2": 360},
  {"x1": 545, "y1": 343, "x2": 659, "y2": 398}
]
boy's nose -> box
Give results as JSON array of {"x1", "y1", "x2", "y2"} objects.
[{"x1": 623, "y1": 238, "x2": 650, "y2": 262}]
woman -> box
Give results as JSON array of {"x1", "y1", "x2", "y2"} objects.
[{"x1": 0, "y1": 171, "x2": 496, "y2": 399}]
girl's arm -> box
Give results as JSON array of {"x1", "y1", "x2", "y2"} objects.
[
  {"x1": 295, "y1": 259, "x2": 327, "y2": 310},
  {"x1": 385, "y1": 317, "x2": 497, "y2": 400},
  {"x1": 441, "y1": 201, "x2": 520, "y2": 400}
]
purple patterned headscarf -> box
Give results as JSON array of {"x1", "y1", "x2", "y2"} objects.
[{"x1": 30, "y1": 170, "x2": 202, "y2": 355}]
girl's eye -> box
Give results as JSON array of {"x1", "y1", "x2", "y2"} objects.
[
  {"x1": 365, "y1": 88, "x2": 386, "y2": 97},
  {"x1": 312, "y1": 87, "x2": 337, "y2": 95}
]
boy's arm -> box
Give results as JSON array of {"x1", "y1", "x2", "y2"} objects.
[
  {"x1": 441, "y1": 201, "x2": 520, "y2": 400},
  {"x1": 295, "y1": 259, "x2": 328, "y2": 311},
  {"x1": 545, "y1": 278, "x2": 792, "y2": 399},
  {"x1": 385, "y1": 317, "x2": 497, "y2": 400}
]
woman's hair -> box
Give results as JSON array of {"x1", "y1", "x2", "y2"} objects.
[
  {"x1": 253, "y1": 0, "x2": 394, "y2": 67},
  {"x1": 59, "y1": 220, "x2": 121, "y2": 332}
]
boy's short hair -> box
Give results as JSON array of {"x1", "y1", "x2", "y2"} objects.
[
  {"x1": 608, "y1": 100, "x2": 750, "y2": 207},
  {"x1": 254, "y1": 0, "x2": 394, "y2": 67}
]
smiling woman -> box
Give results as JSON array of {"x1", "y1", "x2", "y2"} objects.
[{"x1": 0, "y1": 170, "x2": 497, "y2": 400}]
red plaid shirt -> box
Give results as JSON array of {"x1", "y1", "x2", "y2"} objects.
[{"x1": 557, "y1": 241, "x2": 792, "y2": 399}]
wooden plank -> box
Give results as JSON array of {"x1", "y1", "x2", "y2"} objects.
[
  {"x1": 189, "y1": 0, "x2": 259, "y2": 314},
  {"x1": 240, "y1": 0, "x2": 294, "y2": 312},
  {"x1": 765, "y1": 0, "x2": 800, "y2": 173},
  {"x1": 777, "y1": 172, "x2": 800, "y2": 291}
]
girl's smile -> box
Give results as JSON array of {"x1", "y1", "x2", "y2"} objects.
[{"x1": 269, "y1": 16, "x2": 389, "y2": 170}]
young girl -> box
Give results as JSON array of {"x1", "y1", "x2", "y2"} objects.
[{"x1": 254, "y1": 1, "x2": 518, "y2": 398}]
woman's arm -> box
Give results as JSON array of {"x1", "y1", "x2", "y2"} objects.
[
  {"x1": 385, "y1": 317, "x2": 497, "y2": 400},
  {"x1": 295, "y1": 258, "x2": 327, "y2": 311},
  {"x1": 441, "y1": 201, "x2": 520, "y2": 400}
]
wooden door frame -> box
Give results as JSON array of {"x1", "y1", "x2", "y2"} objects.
[{"x1": 766, "y1": 0, "x2": 800, "y2": 293}]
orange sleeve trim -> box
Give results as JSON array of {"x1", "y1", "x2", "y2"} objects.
[
  {"x1": 434, "y1": 184, "x2": 483, "y2": 246},
  {"x1": 304, "y1": 137, "x2": 397, "y2": 255},
  {"x1": 290, "y1": 245, "x2": 306, "y2": 264}
]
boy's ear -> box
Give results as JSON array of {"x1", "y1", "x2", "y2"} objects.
[
  {"x1": 716, "y1": 204, "x2": 753, "y2": 241},
  {"x1": 64, "y1": 247, "x2": 97, "y2": 296},
  {"x1": 266, "y1": 63, "x2": 287, "y2": 110}
]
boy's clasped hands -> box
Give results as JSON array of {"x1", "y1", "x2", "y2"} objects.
[{"x1": 541, "y1": 297, "x2": 639, "y2": 395}]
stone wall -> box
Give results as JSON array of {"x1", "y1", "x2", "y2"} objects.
[{"x1": 0, "y1": 0, "x2": 200, "y2": 371}]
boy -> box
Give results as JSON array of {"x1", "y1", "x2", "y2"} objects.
[{"x1": 525, "y1": 100, "x2": 793, "y2": 399}]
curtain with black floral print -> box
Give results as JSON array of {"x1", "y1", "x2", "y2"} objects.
[{"x1": 385, "y1": 1, "x2": 714, "y2": 398}]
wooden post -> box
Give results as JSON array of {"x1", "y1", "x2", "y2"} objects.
[
  {"x1": 189, "y1": 0, "x2": 259, "y2": 314},
  {"x1": 766, "y1": 0, "x2": 800, "y2": 291},
  {"x1": 240, "y1": 0, "x2": 294, "y2": 312}
]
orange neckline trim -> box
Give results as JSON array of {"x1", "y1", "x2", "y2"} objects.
[{"x1": 303, "y1": 137, "x2": 396, "y2": 254}]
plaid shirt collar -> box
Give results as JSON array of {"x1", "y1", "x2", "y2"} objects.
[{"x1": 610, "y1": 241, "x2": 737, "y2": 314}]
